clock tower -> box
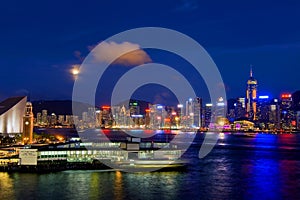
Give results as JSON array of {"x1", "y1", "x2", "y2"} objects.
[{"x1": 23, "y1": 102, "x2": 34, "y2": 144}]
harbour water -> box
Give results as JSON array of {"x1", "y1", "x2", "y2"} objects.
[{"x1": 1, "y1": 132, "x2": 300, "y2": 200}]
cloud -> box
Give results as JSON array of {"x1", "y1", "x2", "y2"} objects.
[
  {"x1": 174, "y1": 0, "x2": 199, "y2": 12},
  {"x1": 89, "y1": 41, "x2": 152, "y2": 66},
  {"x1": 74, "y1": 50, "x2": 85, "y2": 62},
  {"x1": 215, "y1": 42, "x2": 300, "y2": 55},
  {"x1": 153, "y1": 92, "x2": 174, "y2": 105},
  {"x1": 15, "y1": 89, "x2": 30, "y2": 97}
]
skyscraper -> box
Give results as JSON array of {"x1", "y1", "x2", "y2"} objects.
[
  {"x1": 246, "y1": 67, "x2": 258, "y2": 121},
  {"x1": 42, "y1": 110, "x2": 48, "y2": 125},
  {"x1": 257, "y1": 96, "x2": 271, "y2": 129},
  {"x1": 149, "y1": 104, "x2": 167, "y2": 129},
  {"x1": 235, "y1": 98, "x2": 247, "y2": 120},
  {"x1": 36, "y1": 112, "x2": 42, "y2": 125},
  {"x1": 204, "y1": 103, "x2": 213, "y2": 128},
  {"x1": 193, "y1": 97, "x2": 202, "y2": 128},
  {"x1": 185, "y1": 97, "x2": 202, "y2": 128},
  {"x1": 280, "y1": 93, "x2": 294, "y2": 130},
  {"x1": 100, "y1": 106, "x2": 112, "y2": 128},
  {"x1": 269, "y1": 99, "x2": 280, "y2": 130}
]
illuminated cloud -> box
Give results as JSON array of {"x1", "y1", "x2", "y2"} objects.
[
  {"x1": 74, "y1": 50, "x2": 85, "y2": 62},
  {"x1": 89, "y1": 41, "x2": 152, "y2": 66}
]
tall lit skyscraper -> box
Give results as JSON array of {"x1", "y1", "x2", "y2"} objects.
[
  {"x1": 100, "y1": 106, "x2": 112, "y2": 128},
  {"x1": 280, "y1": 93, "x2": 294, "y2": 130},
  {"x1": 246, "y1": 67, "x2": 258, "y2": 121},
  {"x1": 193, "y1": 97, "x2": 202, "y2": 128},
  {"x1": 257, "y1": 96, "x2": 271, "y2": 129},
  {"x1": 185, "y1": 97, "x2": 202, "y2": 128},
  {"x1": 177, "y1": 104, "x2": 184, "y2": 127},
  {"x1": 36, "y1": 112, "x2": 42, "y2": 125},
  {"x1": 149, "y1": 104, "x2": 167, "y2": 129},
  {"x1": 23, "y1": 102, "x2": 33, "y2": 144},
  {"x1": 42, "y1": 109, "x2": 48, "y2": 125},
  {"x1": 204, "y1": 103, "x2": 213, "y2": 128},
  {"x1": 269, "y1": 99, "x2": 280, "y2": 130}
]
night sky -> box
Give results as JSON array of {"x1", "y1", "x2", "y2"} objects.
[{"x1": 1, "y1": 0, "x2": 300, "y2": 105}]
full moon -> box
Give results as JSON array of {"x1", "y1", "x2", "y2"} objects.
[{"x1": 72, "y1": 68, "x2": 80, "y2": 75}]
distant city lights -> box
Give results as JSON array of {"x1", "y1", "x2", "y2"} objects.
[
  {"x1": 102, "y1": 106, "x2": 110, "y2": 109},
  {"x1": 281, "y1": 94, "x2": 292, "y2": 99},
  {"x1": 177, "y1": 104, "x2": 183, "y2": 108},
  {"x1": 259, "y1": 95, "x2": 269, "y2": 99},
  {"x1": 131, "y1": 114, "x2": 143, "y2": 118},
  {"x1": 217, "y1": 102, "x2": 225, "y2": 106}
]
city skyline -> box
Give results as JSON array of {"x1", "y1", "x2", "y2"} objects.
[
  {"x1": 1, "y1": 2, "x2": 300, "y2": 199},
  {"x1": 1, "y1": 67, "x2": 299, "y2": 107},
  {"x1": 0, "y1": 1, "x2": 300, "y2": 102}
]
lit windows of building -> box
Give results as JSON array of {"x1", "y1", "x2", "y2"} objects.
[
  {"x1": 100, "y1": 106, "x2": 113, "y2": 128},
  {"x1": 129, "y1": 101, "x2": 140, "y2": 116},
  {"x1": 185, "y1": 97, "x2": 202, "y2": 128},
  {"x1": 296, "y1": 111, "x2": 300, "y2": 130},
  {"x1": 58, "y1": 115, "x2": 65, "y2": 125},
  {"x1": 42, "y1": 109, "x2": 48, "y2": 125},
  {"x1": 204, "y1": 103, "x2": 213, "y2": 128},
  {"x1": 50, "y1": 113, "x2": 57, "y2": 126},
  {"x1": 148, "y1": 104, "x2": 167, "y2": 129},
  {"x1": 36, "y1": 112, "x2": 42, "y2": 125},
  {"x1": 111, "y1": 106, "x2": 121, "y2": 127},
  {"x1": 257, "y1": 95, "x2": 271, "y2": 129},
  {"x1": 176, "y1": 104, "x2": 184, "y2": 128},
  {"x1": 234, "y1": 120, "x2": 255, "y2": 131},
  {"x1": 269, "y1": 99, "x2": 280, "y2": 130},
  {"x1": 280, "y1": 93, "x2": 295, "y2": 130},
  {"x1": 246, "y1": 67, "x2": 258, "y2": 121}
]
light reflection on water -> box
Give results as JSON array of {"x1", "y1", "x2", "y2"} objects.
[
  {"x1": 0, "y1": 133, "x2": 300, "y2": 200},
  {"x1": 0, "y1": 173, "x2": 15, "y2": 199},
  {"x1": 0, "y1": 171, "x2": 185, "y2": 200}
]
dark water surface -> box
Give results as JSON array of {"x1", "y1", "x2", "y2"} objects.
[{"x1": 1, "y1": 133, "x2": 300, "y2": 200}]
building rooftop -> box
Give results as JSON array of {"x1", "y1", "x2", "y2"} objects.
[{"x1": 0, "y1": 96, "x2": 27, "y2": 116}]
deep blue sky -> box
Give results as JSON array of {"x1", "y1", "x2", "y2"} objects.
[{"x1": 0, "y1": 0, "x2": 300, "y2": 104}]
